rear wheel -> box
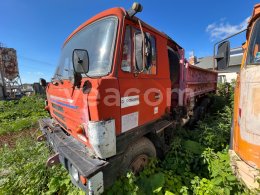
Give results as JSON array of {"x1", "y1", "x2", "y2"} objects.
[
  {"x1": 189, "y1": 97, "x2": 211, "y2": 127},
  {"x1": 121, "y1": 137, "x2": 156, "y2": 175}
]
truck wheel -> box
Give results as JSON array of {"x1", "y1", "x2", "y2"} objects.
[{"x1": 121, "y1": 137, "x2": 156, "y2": 175}]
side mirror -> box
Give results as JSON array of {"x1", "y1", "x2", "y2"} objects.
[
  {"x1": 39, "y1": 78, "x2": 47, "y2": 87},
  {"x1": 144, "y1": 33, "x2": 152, "y2": 69},
  {"x1": 135, "y1": 32, "x2": 144, "y2": 72},
  {"x1": 135, "y1": 32, "x2": 152, "y2": 73},
  {"x1": 215, "y1": 41, "x2": 230, "y2": 70},
  {"x1": 72, "y1": 49, "x2": 89, "y2": 74}
]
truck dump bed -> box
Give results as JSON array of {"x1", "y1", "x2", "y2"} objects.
[{"x1": 181, "y1": 63, "x2": 217, "y2": 106}]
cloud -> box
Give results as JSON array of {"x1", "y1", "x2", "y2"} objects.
[
  {"x1": 188, "y1": 51, "x2": 194, "y2": 57},
  {"x1": 36, "y1": 72, "x2": 44, "y2": 76},
  {"x1": 206, "y1": 16, "x2": 250, "y2": 42},
  {"x1": 27, "y1": 71, "x2": 45, "y2": 76}
]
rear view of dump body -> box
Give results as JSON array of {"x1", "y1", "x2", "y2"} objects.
[{"x1": 39, "y1": 3, "x2": 217, "y2": 194}]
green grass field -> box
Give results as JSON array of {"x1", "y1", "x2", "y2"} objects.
[{"x1": 0, "y1": 86, "x2": 259, "y2": 194}]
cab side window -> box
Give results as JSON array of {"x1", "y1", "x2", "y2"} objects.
[
  {"x1": 168, "y1": 48, "x2": 180, "y2": 84},
  {"x1": 148, "y1": 35, "x2": 157, "y2": 74},
  {"x1": 247, "y1": 18, "x2": 260, "y2": 65}
]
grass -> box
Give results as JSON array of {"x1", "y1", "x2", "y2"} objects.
[
  {"x1": 0, "y1": 86, "x2": 259, "y2": 194},
  {"x1": 0, "y1": 96, "x2": 48, "y2": 135}
]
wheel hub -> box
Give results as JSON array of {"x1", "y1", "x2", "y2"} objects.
[{"x1": 130, "y1": 154, "x2": 149, "y2": 174}]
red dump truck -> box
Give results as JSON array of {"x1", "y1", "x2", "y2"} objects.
[{"x1": 38, "y1": 3, "x2": 217, "y2": 194}]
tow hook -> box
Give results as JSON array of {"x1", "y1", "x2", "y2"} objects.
[
  {"x1": 37, "y1": 134, "x2": 46, "y2": 142},
  {"x1": 46, "y1": 153, "x2": 60, "y2": 167}
]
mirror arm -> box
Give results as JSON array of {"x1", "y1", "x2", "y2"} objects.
[
  {"x1": 213, "y1": 28, "x2": 247, "y2": 70},
  {"x1": 73, "y1": 72, "x2": 82, "y2": 88}
]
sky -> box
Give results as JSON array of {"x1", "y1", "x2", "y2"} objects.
[{"x1": 1, "y1": 0, "x2": 259, "y2": 84}]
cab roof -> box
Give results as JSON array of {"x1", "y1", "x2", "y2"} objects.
[
  {"x1": 64, "y1": 7, "x2": 126, "y2": 46},
  {"x1": 247, "y1": 3, "x2": 260, "y2": 38},
  {"x1": 63, "y1": 7, "x2": 183, "y2": 50}
]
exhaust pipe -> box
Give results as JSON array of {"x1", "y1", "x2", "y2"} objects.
[{"x1": 127, "y1": 2, "x2": 143, "y2": 17}]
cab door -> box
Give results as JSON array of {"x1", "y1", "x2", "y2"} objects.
[{"x1": 118, "y1": 23, "x2": 169, "y2": 134}]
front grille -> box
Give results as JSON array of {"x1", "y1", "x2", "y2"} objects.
[
  {"x1": 52, "y1": 103, "x2": 64, "y2": 112},
  {"x1": 53, "y1": 110, "x2": 65, "y2": 121}
]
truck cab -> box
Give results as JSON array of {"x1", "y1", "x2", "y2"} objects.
[
  {"x1": 39, "y1": 3, "x2": 217, "y2": 194},
  {"x1": 215, "y1": 4, "x2": 260, "y2": 190},
  {"x1": 232, "y1": 4, "x2": 260, "y2": 189}
]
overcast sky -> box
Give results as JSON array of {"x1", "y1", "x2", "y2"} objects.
[{"x1": 1, "y1": 0, "x2": 258, "y2": 83}]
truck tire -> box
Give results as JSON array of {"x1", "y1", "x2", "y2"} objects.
[{"x1": 120, "y1": 137, "x2": 156, "y2": 175}]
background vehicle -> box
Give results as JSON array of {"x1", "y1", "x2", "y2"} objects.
[
  {"x1": 215, "y1": 3, "x2": 260, "y2": 190},
  {"x1": 39, "y1": 3, "x2": 217, "y2": 194}
]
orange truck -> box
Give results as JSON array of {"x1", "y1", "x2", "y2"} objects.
[
  {"x1": 215, "y1": 4, "x2": 260, "y2": 190},
  {"x1": 38, "y1": 3, "x2": 217, "y2": 194}
]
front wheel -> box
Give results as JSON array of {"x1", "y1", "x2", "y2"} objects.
[{"x1": 120, "y1": 137, "x2": 156, "y2": 175}]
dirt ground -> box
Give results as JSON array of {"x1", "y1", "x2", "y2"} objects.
[{"x1": 0, "y1": 128, "x2": 39, "y2": 148}]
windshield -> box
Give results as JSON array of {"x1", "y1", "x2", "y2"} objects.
[
  {"x1": 246, "y1": 18, "x2": 260, "y2": 65},
  {"x1": 54, "y1": 17, "x2": 118, "y2": 79}
]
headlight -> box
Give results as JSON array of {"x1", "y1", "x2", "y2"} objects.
[
  {"x1": 71, "y1": 165, "x2": 79, "y2": 182},
  {"x1": 49, "y1": 139, "x2": 54, "y2": 146}
]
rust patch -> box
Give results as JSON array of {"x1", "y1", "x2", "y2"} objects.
[{"x1": 252, "y1": 88, "x2": 260, "y2": 116}]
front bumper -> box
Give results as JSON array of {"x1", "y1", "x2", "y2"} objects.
[{"x1": 39, "y1": 118, "x2": 108, "y2": 194}]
